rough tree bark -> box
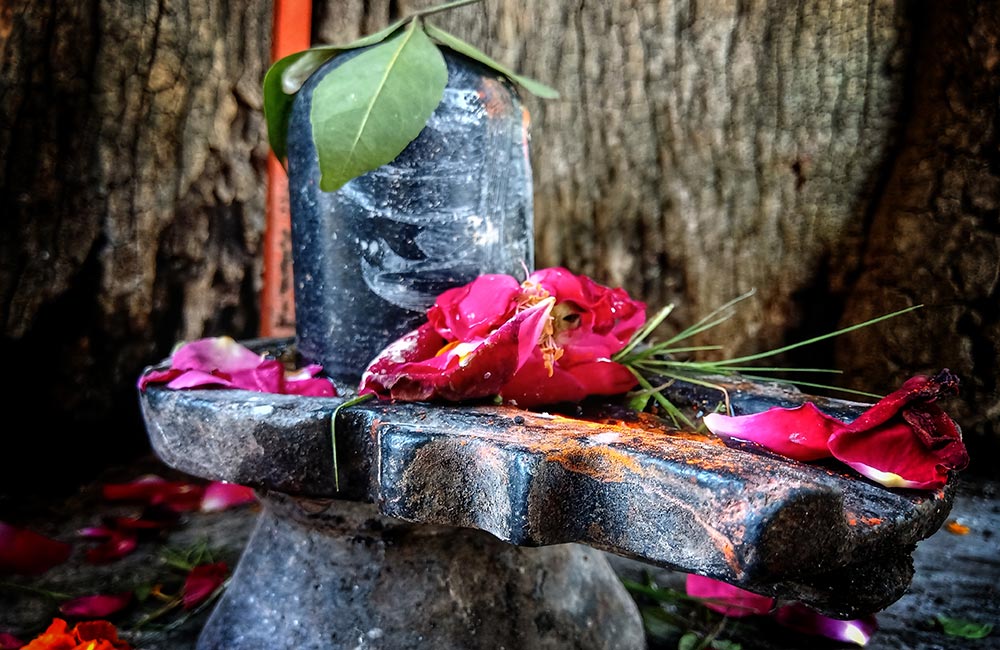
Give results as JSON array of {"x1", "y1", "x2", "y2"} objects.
[
  {"x1": 0, "y1": 1, "x2": 271, "y2": 493},
  {"x1": 2, "y1": 0, "x2": 996, "y2": 494},
  {"x1": 317, "y1": 0, "x2": 999, "y2": 469}
]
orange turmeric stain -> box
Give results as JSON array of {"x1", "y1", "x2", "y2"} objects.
[
  {"x1": 945, "y1": 520, "x2": 971, "y2": 535},
  {"x1": 547, "y1": 444, "x2": 645, "y2": 483}
]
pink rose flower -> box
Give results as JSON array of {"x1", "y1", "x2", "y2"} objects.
[
  {"x1": 360, "y1": 268, "x2": 646, "y2": 406},
  {"x1": 703, "y1": 370, "x2": 967, "y2": 489}
]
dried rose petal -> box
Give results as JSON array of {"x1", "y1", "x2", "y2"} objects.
[
  {"x1": 0, "y1": 522, "x2": 72, "y2": 576},
  {"x1": 59, "y1": 593, "x2": 132, "y2": 618},
  {"x1": 703, "y1": 403, "x2": 842, "y2": 462},
  {"x1": 200, "y1": 482, "x2": 257, "y2": 512},
  {"x1": 684, "y1": 574, "x2": 775, "y2": 617},
  {"x1": 828, "y1": 371, "x2": 967, "y2": 489},
  {"x1": 182, "y1": 562, "x2": 229, "y2": 610},
  {"x1": 774, "y1": 602, "x2": 877, "y2": 646}
]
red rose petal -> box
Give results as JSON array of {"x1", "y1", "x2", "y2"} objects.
[
  {"x1": 200, "y1": 482, "x2": 257, "y2": 512},
  {"x1": 182, "y1": 562, "x2": 229, "y2": 610},
  {"x1": 829, "y1": 421, "x2": 953, "y2": 489},
  {"x1": 0, "y1": 632, "x2": 24, "y2": 649},
  {"x1": 703, "y1": 403, "x2": 842, "y2": 461},
  {"x1": 59, "y1": 593, "x2": 132, "y2": 618},
  {"x1": 685, "y1": 574, "x2": 775, "y2": 617},
  {"x1": 429, "y1": 274, "x2": 522, "y2": 340},
  {"x1": 85, "y1": 531, "x2": 137, "y2": 564},
  {"x1": 0, "y1": 522, "x2": 72, "y2": 576}
]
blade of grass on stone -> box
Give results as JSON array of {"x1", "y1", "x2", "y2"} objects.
[
  {"x1": 311, "y1": 18, "x2": 448, "y2": 192},
  {"x1": 661, "y1": 290, "x2": 756, "y2": 347},
  {"x1": 423, "y1": 22, "x2": 559, "y2": 98},
  {"x1": 717, "y1": 304, "x2": 923, "y2": 366},
  {"x1": 614, "y1": 303, "x2": 675, "y2": 361},
  {"x1": 629, "y1": 367, "x2": 694, "y2": 428},
  {"x1": 735, "y1": 374, "x2": 883, "y2": 400}
]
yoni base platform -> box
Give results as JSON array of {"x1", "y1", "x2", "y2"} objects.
[{"x1": 139, "y1": 339, "x2": 955, "y2": 649}]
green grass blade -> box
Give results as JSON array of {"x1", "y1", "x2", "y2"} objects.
[
  {"x1": 719, "y1": 305, "x2": 922, "y2": 365},
  {"x1": 614, "y1": 304, "x2": 674, "y2": 361},
  {"x1": 331, "y1": 394, "x2": 375, "y2": 491}
]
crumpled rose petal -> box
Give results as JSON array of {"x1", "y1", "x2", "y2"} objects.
[
  {"x1": 828, "y1": 370, "x2": 968, "y2": 489},
  {"x1": 702, "y1": 403, "x2": 842, "y2": 462},
  {"x1": 361, "y1": 301, "x2": 554, "y2": 402},
  {"x1": 200, "y1": 482, "x2": 257, "y2": 512},
  {"x1": 684, "y1": 574, "x2": 775, "y2": 617},
  {"x1": 138, "y1": 337, "x2": 335, "y2": 397},
  {"x1": 59, "y1": 593, "x2": 132, "y2": 618},
  {"x1": 0, "y1": 632, "x2": 24, "y2": 649},
  {"x1": 774, "y1": 602, "x2": 877, "y2": 646},
  {"x1": 0, "y1": 522, "x2": 72, "y2": 576},
  {"x1": 182, "y1": 562, "x2": 229, "y2": 610}
]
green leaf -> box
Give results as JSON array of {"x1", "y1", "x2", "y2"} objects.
[
  {"x1": 935, "y1": 614, "x2": 993, "y2": 639},
  {"x1": 710, "y1": 640, "x2": 741, "y2": 650},
  {"x1": 424, "y1": 22, "x2": 559, "y2": 99},
  {"x1": 264, "y1": 50, "x2": 313, "y2": 162},
  {"x1": 263, "y1": 19, "x2": 412, "y2": 162},
  {"x1": 678, "y1": 632, "x2": 701, "y2": 650},
  {"x1": 310, "y1": 19, "x2": 448, "y2": 192}
]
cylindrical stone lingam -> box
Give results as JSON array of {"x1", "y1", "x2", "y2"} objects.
[{"x1": 287, "y1": 48, "x2": 534, "y2": 384}]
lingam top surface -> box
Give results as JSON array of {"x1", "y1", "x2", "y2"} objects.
[{"x1": 139, "y1": 339, "x2": 954, "y2": 620}]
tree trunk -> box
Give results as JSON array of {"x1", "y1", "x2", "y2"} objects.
[
  {"x1": 0, "y1": 0, "x2": 271, "y2": 493},
  {"x1": 318, "y1": 0, "x2": 999, "y2": 469},
  {"x1": 2, "y1": 0, "x2": 996, "y2": 494}
]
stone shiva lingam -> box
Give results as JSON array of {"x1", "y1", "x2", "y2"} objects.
[{"x1": 138, "y1": 30, "x2": 961, "y2": 650}]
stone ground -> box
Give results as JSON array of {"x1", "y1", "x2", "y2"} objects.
[{"x1": 1, "y1": 456, "x2": 997, "y2": 650}]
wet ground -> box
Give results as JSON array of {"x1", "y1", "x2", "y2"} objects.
[{"x1": 1, "y1": 457, "x2": 996, "y2": 649}]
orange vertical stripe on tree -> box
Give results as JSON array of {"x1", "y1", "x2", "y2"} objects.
[{"x1": 261, "y1": 0, "x2": 311, "y2": 336}]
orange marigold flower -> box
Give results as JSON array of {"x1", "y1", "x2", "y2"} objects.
[{"x1": 21, "y1": 619, "x2": 131, "y2": 650}]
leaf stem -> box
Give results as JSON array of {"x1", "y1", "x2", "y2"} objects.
[
  {"x1": 413, "y1": 0, "x2": 484, "y2": 18},
  {"x1": 331, "y1": 394, "x2": 375, "y2": 491},
  {"x1": 0, "y1": 581, "x2": 73, "y2": 601}
]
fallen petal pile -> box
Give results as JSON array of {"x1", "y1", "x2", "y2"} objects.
[{"x1": 138, "y1": 336, "x2": 335, "y2": 397}]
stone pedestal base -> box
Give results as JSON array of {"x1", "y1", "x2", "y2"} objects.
[{"x1": 197, "y1": 493, "x2": 645, "y2": 650}]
